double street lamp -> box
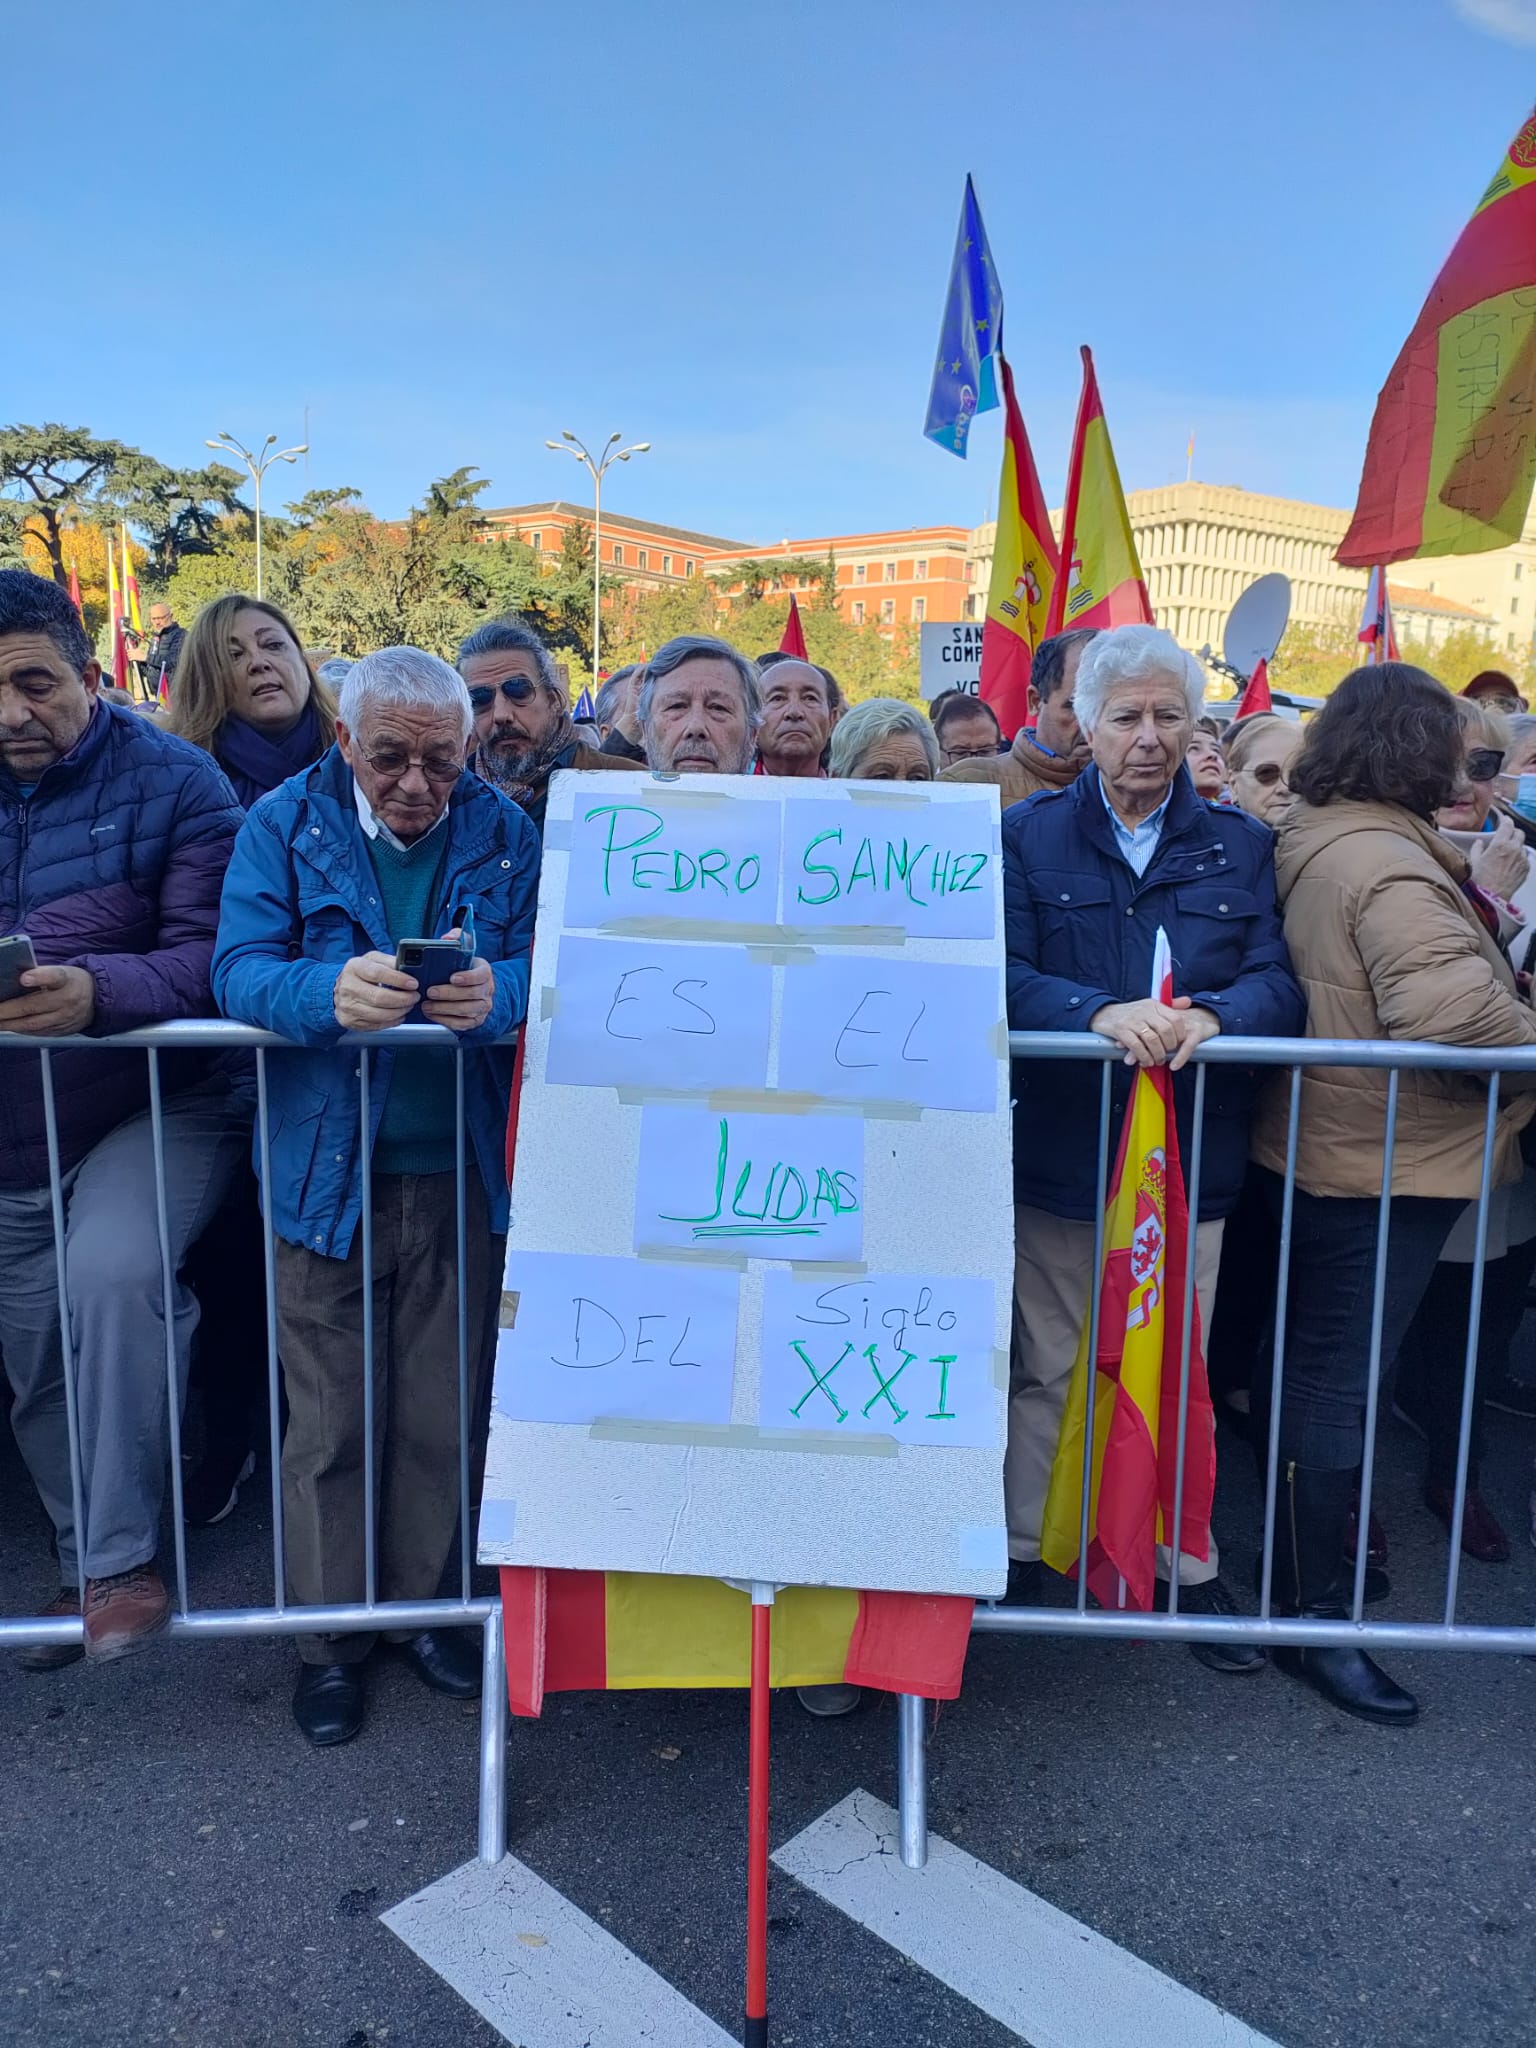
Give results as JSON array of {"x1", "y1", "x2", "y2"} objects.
[
  {"x1": 205, "y1": 430, "x2": 309, "y2": 598},
  {"x1": 543, "y1": 430, "x2": 651, "y2": 686}
]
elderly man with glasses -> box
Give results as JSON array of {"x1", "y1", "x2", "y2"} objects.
[
  {"x1": 213, "y1": 646, "x2": 539, "y2": 1747},
  {"x1": 458, "y1": 616, "x2": 626, "y2": 832}
]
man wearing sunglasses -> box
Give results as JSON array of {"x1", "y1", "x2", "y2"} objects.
[{"x1": 458, "y1": 616, "x2": 624, "y2": 832}]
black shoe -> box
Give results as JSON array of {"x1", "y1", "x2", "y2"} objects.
[
  {"x1": 292, "y1": 1661, "x2": 366, "y2": 1746},
  {"x1": 997, "y1": 1559, "x2": 1046, "y2": 1607},
  {"x1": 1485, "y1": 1374, "x2": 1536, "y2": 1420},
  {"x1": 182, "y1": 1447, "x2": 256, "y2": 1528},
  {"x1": 1272, "y1": 1462, "x2": 1419, "y2": 1727},
  {"x1": 397, "y1": 1628, "x2": 481, "y2": 1699},
  {"x1": 1155, "y1": 1575, "x2": 1266, "y2": 1673}
]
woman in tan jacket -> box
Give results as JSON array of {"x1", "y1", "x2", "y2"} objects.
[{"x1": 1250, "y1": 664, "x2": 1536, "y2": 1727}]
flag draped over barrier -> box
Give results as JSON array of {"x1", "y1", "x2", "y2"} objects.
[
  {"x1": 1357, "y1": 567, "x2": 1399, "y2": 662},
  {"x1": 1046, "y1": 346, "x2": 1153, "y2": 637},
  {"x1": 778, "y1": 592, "x2": 808, "y2": 659},
  {"x1": 1039, "y1": 930, "x2": 1216, "y2": 1611},
  {"x1": 1339, "y1": 107, "x2": 1536, "y2": 567},
  {"x1": 924, "y1": 174, "x2": 1004, "y2": 457},
  {"x1": 499, "y1": 1568, "x2": 975, "y2": 1716},
  {"x1": 978, "y1": 354, "x2": 1059, "y2": 739}
]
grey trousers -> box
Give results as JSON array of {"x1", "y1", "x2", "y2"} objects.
[
  {"x1": 1007, "y1": 1204, "x2": 1226, "y2": 1585},
  {"x1": 275, "y1": 1171, "x2": 502, "y2": 1664},
  {"x1": 0, "y1": 1082, "x2": 249, "y2": 1583}
]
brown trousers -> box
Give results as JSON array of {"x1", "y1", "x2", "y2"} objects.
[
  {"x1": 275, "y1": 1172, "x2": 502, "y2": 1664},
  {"x1": 1007, "y1": 1204, "x2": 1226, "y2": 1583}
]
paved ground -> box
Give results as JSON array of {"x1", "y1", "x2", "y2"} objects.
[{"x1": 4, "y1": 1378, "x2": 1536, "y2": 2048}]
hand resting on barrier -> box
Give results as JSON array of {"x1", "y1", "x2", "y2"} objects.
[
  {"x1": 333, "y1": 951, "x2": 421, "y2": 1031},
  {"x1": 1089, "y1": 994, "x2": 1220, "y2": 1070},
  {"x1": 0, "y1": 963, "x2": 97, "y2": 1036}
]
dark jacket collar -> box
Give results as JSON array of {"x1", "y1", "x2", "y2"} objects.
[
  {"x1": 1072, "y1": 762, "x2": 1222, "y2": 870},
  {"x1": 0, "y1": 696, "x2": 113, "y2": 800}
]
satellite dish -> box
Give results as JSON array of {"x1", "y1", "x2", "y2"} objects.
[{"x1": 1224, "y1": 574, "x2": 1291, "y2": 678}]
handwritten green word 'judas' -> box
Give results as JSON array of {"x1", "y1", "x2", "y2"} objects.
[
  {"x1": 794, "y1": 826, "x2": 987, "y2": 908},
  {"x1": 662, "y1": 1117, "x2": 860, "y2": 1240},
  {"x1": 585, "y1": 804, "x2": 765, "y2": 899}
]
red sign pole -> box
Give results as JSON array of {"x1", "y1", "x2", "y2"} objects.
[{"x1": 744, "y1": 1583, "x2": 773, "y2": 2047}]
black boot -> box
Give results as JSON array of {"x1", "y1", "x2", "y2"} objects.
[{"x1": 1272, "y1": 1463, "x2": 1419, "y2": 1727}]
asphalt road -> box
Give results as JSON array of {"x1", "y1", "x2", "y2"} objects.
[{"x1": 4, "y1": 1378, "x2": 1536, "y2": 2048}]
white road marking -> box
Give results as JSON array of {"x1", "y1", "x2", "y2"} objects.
[
  {"x1": 773, "y1": 1789, "x2": 1282, "y2": 2048},
  {"x1": 383, "y1": 1854, "x2": 736, "y2": 2048}
]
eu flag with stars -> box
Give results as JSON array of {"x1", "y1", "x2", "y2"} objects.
[{"x1": 924, "y1": 174, "x2": 1004, "y2": 458}]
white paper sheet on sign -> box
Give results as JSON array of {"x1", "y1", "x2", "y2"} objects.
[{"x1": 480, "y1": 768, "x2": 1013, "y2": 1597}]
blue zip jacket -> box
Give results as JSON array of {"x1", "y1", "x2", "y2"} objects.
[
  {"x1": 211, "y1": 746, "x2": 539, "y2": 1256},
  {"x1": 1003, "y1": 765, "x2": 1305, "y2": 1221}
]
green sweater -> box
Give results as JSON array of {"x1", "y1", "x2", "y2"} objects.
[{"x1": 365, "y1": 827, "x2": 458, "y2": 1176}]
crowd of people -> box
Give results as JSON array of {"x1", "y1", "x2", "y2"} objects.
[{"x1": 2, "y1": 562, "x2": 1534, "y2": 1746}]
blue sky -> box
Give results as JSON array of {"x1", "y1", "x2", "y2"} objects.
[{"x1": 12, "y1": 0, "x2": 1536, "y2": 542}]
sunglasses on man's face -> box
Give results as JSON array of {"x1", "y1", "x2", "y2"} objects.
[
  {"x1": 468, "y1": 676, "x2": 538, "y2": 711},
  {"x1": 1466, "y1": 747, "x2": 1506, "y2": 782}
]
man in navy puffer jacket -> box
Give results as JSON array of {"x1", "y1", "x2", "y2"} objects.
[{"x1": 0, "y1": 570, "x2": 248, "y2": 1667}]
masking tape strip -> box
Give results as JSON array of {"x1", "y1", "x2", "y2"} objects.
[
  {"x1": 745, "y1": 945, "x2": 818, "y2": 966},
  {"x1": 846, "y1": 786, "x2": 935, "y2": 807},
  {"x1": 539, "y1": 986, "x2": 560, "y2": 1020},
  {"x1": 611, "y1": 1086, "x2": 923, "y2": 1122},
  {"x1": 542, "y1": 818, "x2": 572, "y2": 852},
  {"x1": 497, "y1": 1289, "x2": 520, "y2": 1330},
  {"x1": 636, "y1": 780, "x2": 736, "y2": 809},
  {"x1": 956, "y1": 1523, "x2": 1009, "y2": 1570},
  {"x1": 992, "y1": 1346, "x2": 1011, "y2": 1391},
  {"x1": 587, "y1": 1418, "x2": 899, "y2": 1458},
  {"x1": 595, "y1": 917, "x2": 906, "y2": 947},
  {"x1": 990, "y1": 1020, "x2": 1012, "y2": 1058},
  {"x1": 789, "y1": 1259, "x2": 868, "y2": 1279},
  {"x1": 477, "y1": 1497, "x2": 518, "y2": 1549},
  {"x1": 634, "y1": 1243, "x2": 750, "y2": 1271}
]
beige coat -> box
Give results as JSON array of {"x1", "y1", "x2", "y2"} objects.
[
  {"x1": 1250, "y1": 799, "x2": 1536, "y2": 1199},
  {"x1": 939, "y1": 732, "x2": 1078, "y2": 809}
]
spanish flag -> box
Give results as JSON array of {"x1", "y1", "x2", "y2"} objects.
[
  {"x1": 499, "y1": 1568, "x2": 974, "y2": 1717},
  {"x1": 1340, "y1": 108, "x2": 1536, "y2": 567},
  {"x1": 105, "y1": 540, "x2": 128, "y2": 692},
  {"x1": 1039, "y1": 930, "x2": 1215, "y2": 1612},
  {"x1": 979, "y1": 353, "x2": 1059, "y2": 739},
  {"x1": 1046, "y1": 346, "x2": 1153, "y2": 637},
  {"x1": 120, "y1": 524, "x2": 143, "y2": 638}
]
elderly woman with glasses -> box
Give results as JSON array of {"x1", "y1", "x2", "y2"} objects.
[
  {"x1": 1224, "y1": 714, "x2": 1303, "y2": 828},
  {"x1": 457, "y1": 615, "x2": 627, "y2": 831}
]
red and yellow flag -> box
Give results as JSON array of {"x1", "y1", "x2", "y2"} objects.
[
  {"x1": 1046, "y1": 346, "x2": 1153, "y2": 638},
  {"x1": 499, "y1": 1568, "x2": 974, "y2": 1717},
  {"x1": 1340, "y1": 108, "x2": 1536, "y2": 566},
  {"x1": 1039, "y1": 933, "x2": 1215, "y2": 1611},
  {"x1": 120, "y1": 524, "x2": 143, "y2": 638},
  {"x1": 979, "y1": 353, "x2": 1059, "y2": 738},
  {"x1": 105, "y1": 540, "x2": 128, "y2": 691}
]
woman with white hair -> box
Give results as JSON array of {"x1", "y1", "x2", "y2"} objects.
[
  {"x1": 828, "y1": 697, "x2": 939, "y2": 781},
  {"x1": 998, "y1": 624, "x2": 1305, "y2": 1651}
]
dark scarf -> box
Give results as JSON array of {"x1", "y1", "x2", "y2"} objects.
[
  {"x1": 216, "y1": 702, "x2": 325, "y2": 810},
  {"x1": 475, "y1": 708, "x2": 576, "y2": 815}
]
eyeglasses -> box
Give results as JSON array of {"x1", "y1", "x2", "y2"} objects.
[
  {"x1": 1466, "y1": 748, "x2": 1506, "y2": 782},
  {"x1": 468, "y1": 677, "x2": 538, "y2": 711},
  {"x1": 1246, "y1": 761, "x2": 1291, "y2": 788},
  {"x1": 359, "y1": 743, "x2": 464, "y2": 783},
  {"x1": 942, "y1": 744, "x2": 1002, "y2": 763}
]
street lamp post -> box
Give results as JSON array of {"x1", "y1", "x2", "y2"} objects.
[
  {"x1": 543, "y1": 430, "x2": 651, "y2": 686},
  {"x1": 205, "y1": 430, "x2": 309, "y2": 599}
]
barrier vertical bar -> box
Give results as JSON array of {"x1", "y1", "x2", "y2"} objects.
[
  {"x1": 1165, "y1": 1062, "x2": 1207, "y2": 1620},
  {"x1": 1258, "y1": 1065, "x2": 1302, "y2": 1618},
  {"x1": 255, "y1": 1049, "x2": 287, "y2": 1610},
  {"x1": 896, "y1": 1694, "x2": 928, "y2": 1869},
  {"x1": 1442, "y1": 1073, "x2": 1500, "y2": 1627},
  {"x1": 359, "y1": 1050, "x2": 378, "y2": 1609},
  {"x1": 1075, "y1": 1061, "x2": 1115, "y2": 1613},
  {"x1": 478, "y1": 1602, "x2": 509, "y2": 1865},
  {"x1": 1351, "y1": 1068, "x2": 1400, "y2": 1623},
  {"x1": 147, "y1": 1049, "x2": 191, "y2": 1617},
  {"x1": 455, "y1": 1046, "x2": 472, "y2": 1599},
  {"x1": 38, "y1": 1050, "x2": 89, "y2": 1613}
]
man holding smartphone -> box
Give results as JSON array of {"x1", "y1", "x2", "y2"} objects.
[
  {"x1": 0, "y1": 569, "x2": 248, "y2": 1668},
  {"x1": 213, "y1": 645, "x2": 538, "y2": 1748}
]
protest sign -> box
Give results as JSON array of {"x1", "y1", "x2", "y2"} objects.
[
  {"x1": 480, "y1": 769, "x2": 1013, "y2": 1595},
  {"x1": 918, "y1": 620, "x2": 983, "y2": 699}
]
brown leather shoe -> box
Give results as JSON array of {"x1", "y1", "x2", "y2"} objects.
[
  {"x1": 18, "y1": 1587, "x2": 84, "y2": 1673},
  {"x1": 83, "y1": 1564, "x2": 170, "y2": 1662},
  {"x1": 1425, "y1": 1483, "x2": 1511, "y2": 1564}
]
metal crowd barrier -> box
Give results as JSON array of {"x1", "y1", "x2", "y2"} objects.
[{"x1": 3, "y1": 1022, "x2": 1535, "y2": 1874}]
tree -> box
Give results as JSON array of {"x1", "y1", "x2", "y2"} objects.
[
  {"x1": 0, "y1": 424, "x2": 138, "y2": 585},
  {"x1": 111, "y1": 456, "x2": 249, "y2": 581},
  {"x1": 709, "y1": 555, "x2": 830, "y2": 606},
  {"x1": 285, "y1": 486, "x2": 364, "y2": 528},
  {"x1": 420, "y1": 467, "x2": 491, "y2": 523}
]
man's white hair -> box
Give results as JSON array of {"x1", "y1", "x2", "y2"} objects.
[
  {"x1": 338, "y1": 645, "x2": 473, "y2": 740},
  {"x1": 1071, "y1": 624, "x2": 1205, "y2": 735}
]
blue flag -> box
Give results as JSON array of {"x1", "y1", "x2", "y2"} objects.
[
  {"x1": 924, "y1": 174, "x2": 1004, "y2": 458},
  {"x1": 574, "y1": 686, "x2": 596, "y2": 721}
]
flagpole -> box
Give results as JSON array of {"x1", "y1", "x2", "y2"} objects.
[{"x1": 744, "y1": 1581, "x2": 773, "y2": 2047}]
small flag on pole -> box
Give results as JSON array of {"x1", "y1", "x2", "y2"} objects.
[
  {"x1": 573, "y1": 686, "x2": 596, "y2": 722},
  {"x1": 1046, "y1": 347, "x2": 1154, "y2": 637},
  {"x1": 1039, "y1": 927, "x2": 1216, "y2": 1612},
  {"x1": 1357, "y1": 568, "x2": 1399, "y2": 662},
  {"x1": 1233, "y1": 657, "x2": 1272, "y2": 718},
  {"x1": 778, "y1": 593, "x2": 808, "y2": 659},
  {"x1": 923, "y1": 174, "x2": 1004, "y2": 458}
]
